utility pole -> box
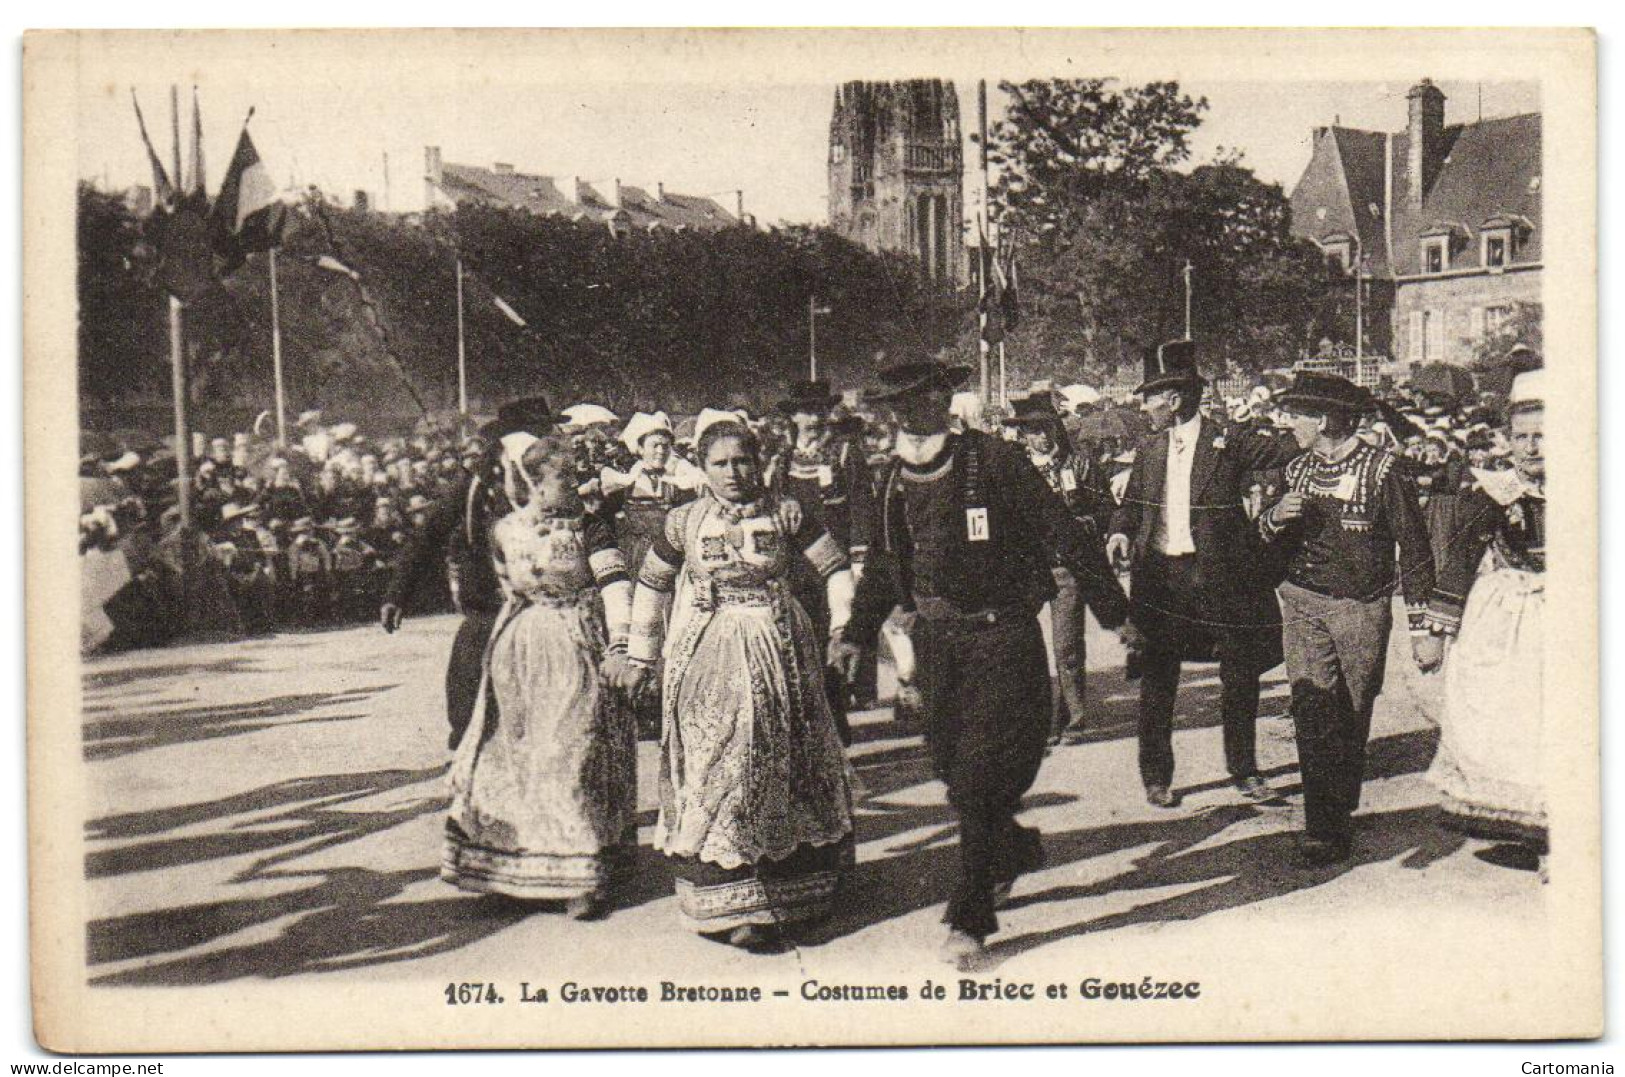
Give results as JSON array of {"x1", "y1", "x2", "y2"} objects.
[
  {"x1": 808, "y1": 296, "x2": 831, "y2": 380},
  {"x1": 456, "y1": 256, "x2": 468, "y2": 416},
  {"x1": 977, "y1": 79, "x2": 992, "y2": 405},
  {"x1": 1183, "y1": 260, "x2": 1194, "y2": 341}
]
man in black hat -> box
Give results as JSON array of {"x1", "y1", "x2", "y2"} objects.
[
  {"x1": 776, "y1": 378, "x2": 875, "y2": 741},
  {"x1": 832, "y1": 359, "x2": 1129, "y2": 968},
  {"x1": 1263, "y1": 372, "x2": 1438, "y2": 865},
  {"x1": 1105, "y1": 340, "x2": 1301, "y2": 810},
  {"x1": 1003, "y1": 392, "x2": 1115, "y2": 743},
  {"x1": 380, "y1": 395, "x2": 566, "y2": 749}
]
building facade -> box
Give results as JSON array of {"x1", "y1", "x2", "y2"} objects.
[
  {"x1": 827, "y1": 80, "x2": 965, "y2": 285},
  {"x1": 1289, "y1": 79, "x2": 1542, "y2": 367},
  {"x1": 424, "y1": 146, "x2": 741, "y2": 235}
]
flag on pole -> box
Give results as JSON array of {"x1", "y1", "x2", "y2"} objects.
[
  {"x1": 131, "y1": 90, "x2": 176, "y2": 211},
  {"x1": 997, "y1": 229, "x2": 1021, "y2": 333},
  {"x1": 313, "y1": 254, "x2": 361, "y2": 280},
  {"x1": 977, "y1": 219, "x2": 1004, "y2": 346},
  {"x1": 211, "y1": 124, "x2": 286, "y2": 272},
  {"x1": 491, "y1": 294, "x2": 527, "y2": 328}
]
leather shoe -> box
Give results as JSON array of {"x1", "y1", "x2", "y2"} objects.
[
  {"x1": 1145, "y1": 784, "x2": 1177, "y2": 809},
  {"x1": 939, "y1": 928, "x2": 987, "y2": 970},
  {"x1": 1296, "y1": 836, "x2": 1352, "y2": 867},
  {"x1": 1234, "y1": 775, "x2": 1275, "y2": 803}
]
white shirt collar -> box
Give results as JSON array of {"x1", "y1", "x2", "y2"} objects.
[{"x1": 1170, "y1": 414, "x2": 1202, "y2": 449}]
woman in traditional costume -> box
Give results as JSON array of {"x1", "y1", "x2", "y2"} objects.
[
  {"x1": 1425, "y1": 368, "x2": 1546, "y2": 859},
  {"x1": 442, "y1": 431, "x2": 637, "y2": 917},
  {"x1": 614, "y1": 415, "x2": 855, "y2": 949}
]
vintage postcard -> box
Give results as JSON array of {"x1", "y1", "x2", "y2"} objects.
[{"x1": 24, "y1": 27, "x2": 1598, "y2": 1052}]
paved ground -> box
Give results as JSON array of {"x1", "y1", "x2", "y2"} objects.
[{"x1": 79, "y1": 609, "x2": 1542, "y2": 988}]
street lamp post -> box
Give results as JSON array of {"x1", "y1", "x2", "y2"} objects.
[
  {"x1": 1183, "y1": 260, "x2": 1193, "y2": 341},
  {"x1": 808, "y1": 296, "x2": 832, "y2": 380}
]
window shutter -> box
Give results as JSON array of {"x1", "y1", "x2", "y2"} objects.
[
  {"x1": 1409, "y1": 311, "x2": 1425, "y2": 360},
  {"x1": 1468, "y1": 307, "x2": 1485, "y2": 340},
  {"x1": 1427, "y1": 310, "x2": 1445, "y2": 360}
]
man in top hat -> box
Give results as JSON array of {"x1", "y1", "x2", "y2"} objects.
[
  {"x1": 833, "y1": 359, "x2": 1129, "y2": 967},
  {"x1": 1105, "y1": 340, "x2": 1302, "y2": 809},
  {"x1": 381, "y1": 394, "x2": 566, "y2": 749},
  {"x1": 777, "y1": 378, "x2": 876, "y2": 741},
  {"x1": 1262, "y1": 371, "x2": 1438, "y2": 865},
  {"x1": 1002, "y1": 391, "x2": 1115, "y2": 743}
]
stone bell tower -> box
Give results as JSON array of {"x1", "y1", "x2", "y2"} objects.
[{"x1": 828, "y1": 79, "x2": 964, "y2": 285}]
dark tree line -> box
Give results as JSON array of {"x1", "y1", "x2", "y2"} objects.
[{"x1": 78, "y1": 186, "x2": 965, "y2": 431}]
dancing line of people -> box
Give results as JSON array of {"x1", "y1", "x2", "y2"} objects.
[{"x1": 378, "y1": 339, "x2": 1545, "y2": 969}]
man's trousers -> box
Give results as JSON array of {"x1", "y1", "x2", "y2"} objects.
[
  {"x1": 1277, "y1": 581, "x2": 1393, "y2": 844},
  {"x1": 1135, "y1": 554, "x2": 1265, "y2": 790},
  {"x1": 446, "y1": 609, "x2": 499, "y2": 750},
  {"x1": 915, "y1": 610, "x2": 1051, "y2": 940}
]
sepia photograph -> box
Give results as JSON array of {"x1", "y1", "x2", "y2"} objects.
[{"x1": 21, "y1": 25, "x2": 1600, "y2": 1054}]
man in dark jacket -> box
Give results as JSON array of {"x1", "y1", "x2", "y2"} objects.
[
  {"x1": 380, "y1": 396, "x2": 566, "y2": 749},
  {"x1": 833, "y1": 360, "x2": 1129, "y2": 969},
  {"x1": 1003, "y1": 391, "x2": 1116, "y2": 744},
  {"x1": 1105, "y1": 341, "x2": 1301, "y2": 809},
  {"x1": 776, "y1": 379, "x2": 875, "y2": 744}
]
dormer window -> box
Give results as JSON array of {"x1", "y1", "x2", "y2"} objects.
[
  {"x1": 1319, "y1": 234, "x2": 1354, "y2": 274},
  {"x1": 1480, "y1": 213, "x2": 1532, "y2": 271},
  {"x1": 1422, "y1": 237, "x2": 1447, "y2": 274}
]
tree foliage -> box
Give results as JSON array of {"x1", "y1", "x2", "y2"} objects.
[
  {"x1": 1470, "y1": 301, "x2": 1543, "y2": 368},
  {"x1": 978, "y1": 82, "x2": 1341, "y2": 384},
  {"x1": 987, "y1": 79, "x2": 1208, "y2": 239},
  {"x1": 77, "y1": 188, "x2": 964, "y2": 431}
]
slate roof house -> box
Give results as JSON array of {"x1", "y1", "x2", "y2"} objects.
[
  {"x1": 424, "y1": 146, "x2": 743, "y2": 235},
  {"x1": 1289, "y1": 79, "x2": 1542, "y2": 366}
]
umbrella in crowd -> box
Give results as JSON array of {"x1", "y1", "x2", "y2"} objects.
[
  {"x1": 1412, "y1": 363, "x2": 1477, "y2": 404},
  {"x1": 1057, "y1": 383, "x2": 1100, "y2": 409}
]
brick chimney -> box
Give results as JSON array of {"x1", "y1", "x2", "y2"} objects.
[
  {"x1": 607, "y1": 178, "x2": 622, "y2": 209},
  {"x1": 656, "y1": 181, "x2": 666, "y2": 202},
  {"x1": 1406, "y1": 79, "x2": 1447, "y2": 215},
  {"x1": 562, "y1": 175, "x2": 582, "y2": 204},
  {"x1": 735, "y1": 190, "x2": 745, "y2": 220},
  {"x1": 424, "y1": 146, "x2": 443, "y2": 207}
]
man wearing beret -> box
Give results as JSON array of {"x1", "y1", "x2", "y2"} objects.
[
  {"x1": 1263, "y1": 372, "x2": 1439, "y2": 865},
  {"x1": 380, "y1": 395, "x2": 567, "y2": 750},
  {"x1": 832, "y1": 359, "x2": 1129, "y2": 968},
  {"x1": 1106, "y1": 340, "x2": 1302, "y2": 810}
]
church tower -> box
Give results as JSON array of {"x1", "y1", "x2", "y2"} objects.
[{"x1": 828, "y1": 80, "x2": 964, "y2": 285}]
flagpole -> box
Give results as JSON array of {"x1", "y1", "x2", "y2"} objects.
[
  {"x1": 166, "y1": 85, "x2": 192, "y2": 538},
  {"x1": 998, "y1": 339, "x2": 1007, "y2": 407},
  {"x1": 169, "y1": 85, "x2": 182, "y2": 194},
  {"x1": 1183, "y1": 260, "x2": 1194, "y2": 341},
  {"x1": 169, "y1": 296, "x2": 192, "y2": 532},
  {"x1": 456, "y1": 256, "x2": 468, "y2": 416},
  {"x1": 269, "y1": 249, "x2": 288, "y2": 446},
  {"x1": 977, "y1": 79, "x2": 991, "y2": 407}
]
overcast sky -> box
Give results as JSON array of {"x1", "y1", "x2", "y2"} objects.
[{"x1": 74, "y1": 36, "x2": 1538, "y2": 227}]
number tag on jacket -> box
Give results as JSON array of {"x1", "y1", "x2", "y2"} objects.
[
  {"x1": 966, "y1": 507, "x2": 990, "y2": 542},
  {"x1": 817, "y1": 464, "x2": 834, "y2": 487},
  {"x1": 1060, "y1": 467, "x2": 1077, "y2": 492}
]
